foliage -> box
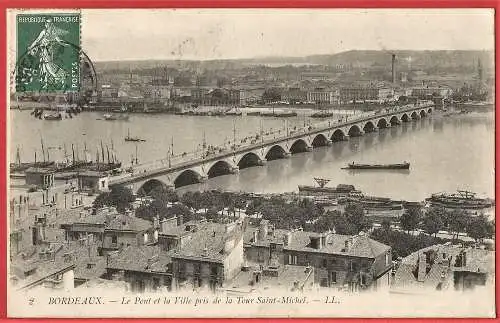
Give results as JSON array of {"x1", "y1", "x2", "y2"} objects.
[
  {"x1": 399, "y1": 207, "x2": 422, "y2": 233},
  {"x1": 421, "y1": 208, "x2": 444, "y2": 237},
  {"x1": 262, "y1": 88, "x2": 282, "y2": 102},
  {"x1": 370, "y1": 229, "x2": 448, "y2": 259},
  {"x1": 93, "y1": 186, "x2": 135, "y2": 213},
  {"x1": 467, "y1": 214, "x2": 494, "y2": 242}
]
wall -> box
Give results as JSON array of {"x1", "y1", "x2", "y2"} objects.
[{"x1": 223, "y1": 236, "x2": 244, "y2": 281}]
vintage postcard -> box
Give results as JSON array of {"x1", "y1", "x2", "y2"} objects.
[{"x1": 6, "y1": 8, "x2": 496, "y2": 318}]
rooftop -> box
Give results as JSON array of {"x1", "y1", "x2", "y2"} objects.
[
  {"x1": 392, "y1": 244, "x2": 495, "y2": 292},
  {"x1": 106, "y1": 245, "x2": 171, "y2": 273},
  {"x1": 170, "y1": 220, "x2": 243, "y2": 263},
  {"x1": 244, "y1": 224, "x2": 390, "y2": 259},
  {"x1": 61, "y1": 207, "x2": 152, "y2": 232},
  {"x1": 224, "y1": 264, "x2": 314, "y2": 293}
]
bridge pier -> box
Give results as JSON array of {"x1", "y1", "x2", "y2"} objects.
[
  {"x1": 230, "y1": 166, "x2": 239, "y2": 174},
  {"x1": 305, "y1": 145, "x2": 313, "y2": 152},
  {"x1": 197, "y1": 174, "x2": 208, "y2": 183},
  {"x1": 283, "y1": 152, "x2": 292, "y2": 158},
  {"x1": 326, "y1": 139, "x2": 333, "y2": 146}
]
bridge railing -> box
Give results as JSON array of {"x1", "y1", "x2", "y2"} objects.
[{"x1": 110, "y1": 101, "x2": 433, "y2": 185}]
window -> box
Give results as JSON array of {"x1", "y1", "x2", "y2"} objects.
[
  {"x1": 87, "y1": 263, "x2": 95, "y2": 269},
  {"x1": 111, "y1": 235, "x2": 117, "y2": 244},
  {"x1": 322, "y1": 259, "x2": 328, "y2": 268},
  {"x1": 288, "y1": 255, "x2": 297, "y2": 265},
  {"x1": 320, "y1": 278, "x2": 328, "y2": 287},
  {"x1": 331, "y1": 271, "x2": 337, "y2": 284},
  {"x1": 152, "y1": 278, "x2": 160, "y2": 290},
  {"x1": 211, "y1": 265, "x2": 218, "y2": 276},
  {"x1": 350, "y1": 261, "x2": 358, "y2": 272}
]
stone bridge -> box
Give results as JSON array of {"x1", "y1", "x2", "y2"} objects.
[{"x1": 109, "y1": 102, "x2": 434, "y2": 194}]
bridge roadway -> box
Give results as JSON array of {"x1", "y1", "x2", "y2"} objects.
[{"x1": 109, "y1": 101, "x2": 435, "y2": 193}]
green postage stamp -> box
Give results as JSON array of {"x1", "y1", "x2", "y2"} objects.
[{"x1": 16, "y1": 13, "x2": 81, "y2": 93}]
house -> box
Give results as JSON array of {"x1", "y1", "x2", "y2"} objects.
[
  {"x1": 77, "y1": 171, "x2": 109, "y2": 193},
  {"x1": 163, "y1": 219, "x2": 245, "y2": 292},
  {"x1": 10, "y1": 242, "x2": 75, "y2": 291},
  {"x1": 106, "y1": 245, "x2": 172, "y2": 293},
  {"x1": 391, "y1": 244, "x2": 495, "y2": 294},
  {"x1": 223, "y1": 264, "x2": 315, "y2": 295},
  {"x1": 25, "y1": 167, "x2": 55, "y2": 188},
  {"x1": 59, "y1": 207, "x2": 156, "y2": 255},
  {"x1": 244, "y1": 220, "x2": 392, "y2": 292}
]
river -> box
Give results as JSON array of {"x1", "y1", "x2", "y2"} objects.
[{"x1": 10, "y1": 110, "x2": 495, "y2": 201}]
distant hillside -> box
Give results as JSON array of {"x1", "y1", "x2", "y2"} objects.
[{"x1": 93, "y1": 50, "x2": 493, "y2": 73}]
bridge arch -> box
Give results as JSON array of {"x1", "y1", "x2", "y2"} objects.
[
  {"x1": 331, "y1": 129, "x2": 346, "y2": 142},
  {"x1": 419, "y1": 110, "x2": 427, "y2": 117},
  {"x1": 348, "y1": 125, "x2": 362, "y2": 137},
  {"x1": 427, "y1": 108, "x2": 433, "y2": 114},
  {"x1": 290, "y1": 138, "x2": 310, "y2": 154},
  {"x1": 389, "y1": 115, "x2": 400, "y2": 126},
  {"x1": 376, "y1": 118, "x2": 389, "y2": 129},
  {"x1": 237, "y1": 152, "x2": 263, "y2": 169},
  {"x1": 363, "y1": 121, "x2": 376, "y2": 133},
  {"x1": 174, "y1": 169, "x2": 204, "y2": 188},
  {"x1": 137, "y1": 179, "x2": 168, "y2": 196},
  {"x1": 312, "y1": 133, "x2": 329, "y2": 147},
  {"x1": 264, "y1": 144, "x2": 288, "y2": 160},
  {"x1": 401, "y1": 113, "x2": 410, "y2": 122},
  {"x1": 410, "y1": 111, "x2": 420, "y2": 120},
  {"x1": 207, "y1": 160, "x2": 233, "y2": 178}
]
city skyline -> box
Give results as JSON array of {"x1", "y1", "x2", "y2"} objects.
[{"x1": 81, "y1": 9, "x2": 494, "y2": 62}]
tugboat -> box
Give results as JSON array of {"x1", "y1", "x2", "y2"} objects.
[
  {"x1": 43, "y1": 112, "x2": 62, "y2": 120},
  {"x1": 342, "y1": 161, "x2": 410, "y2": 170},
  {"x1": 124, "y1": 129, "x2": 146, "y2": 142},
  {"x1": 103, "y1": 113, "x2": 129, "y2": 121}
]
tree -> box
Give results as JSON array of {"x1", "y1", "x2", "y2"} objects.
[
  {"x1": 421, "y1": 210, "x2": 444, "y2": 237},
  {"x1": 400, "y1": 207, "x2": 422, "y2": 234},
  {"x1": 467, "y1": 215, "x2": 494, "y2": 242},
  {"x1": 93, "y1": 186, "x2": 135, "y2": 213},
  {"x1": 344, "y1": 203, "x2": 371, "y2": 233},
  {"x1": 381, "y1": 219, "x2": 391, "y2": 232},
  {"x1": 262, "y1": 88, "x2": 282, "y2": 103},
  {"x1": 446, "y1": 209, "x2": 469, "y2": 241}
]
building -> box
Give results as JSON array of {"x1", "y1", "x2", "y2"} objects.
[
  {"x1": 300, "y1": 73, "x2": 335, "y2": 81},
  {"x1": 25, "y1": 167, "x2": 55, "y2": 188},
  {"x1": 106, "y1": 245, "x2": 172, "y2": 293},
  {"x1": 77, "y1": 171, "x2": 109, "y2": 193},
  {"x1": 59, "y1": 207, "x2": 156, "y2": 255},
  {"x1": 306, "y1": 88, "x2": 339, "y2": 105},
  {"x1": 281, "y1": 88, "x2": 307, "y2": 104},
  {"x1": 340, "y1": 85, "x2": 395, "y2": 104},
  {"x1": 190, "y1": 88, "x2": 243, "y2": 106},
  {"x1": 411, "y1": 86, "x2": 453, "y2": 99},
  {"x1": 244, "y1": 220, "x2": 392, "y2": 292},
  {"x1": 10, "y1": 242, "x2": 75, "y2": 291},
  {"x1": 159, "y1": 219, "x2": 245, "y2": 292},
  {"x1": 391, "y1": 244, "x2": 494, "y2": 294},
  {"x1": 223, "y1": 264, "x2": 315, "y2": 295}
]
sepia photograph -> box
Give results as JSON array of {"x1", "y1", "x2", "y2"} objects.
[{"x1": 5, "y1": 8, "x2": 496, "y2": 318}]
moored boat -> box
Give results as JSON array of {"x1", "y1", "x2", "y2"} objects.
[
  {"x1": 426, "y1": 190, "x2": 494, "y2": 210},
  {"x1": 343, "y1": 161, "x2": 410, "y2": 170}
]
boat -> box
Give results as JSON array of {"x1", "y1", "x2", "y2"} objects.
[
  {"x1": 344, "y1": 195, "x2": 405, "y2": 211},
  {"x1": 103, "y1": 113, "x2": 129, "y2": 121},
  {"x1": 43, "y1": 112, "x2": 62, "y2": 120},
  {"x1": 310, "y1": 111, "x2": 334, "y2": 118},
  {"x1": 246, "y1": 111, "x2": 261, "y2": 116},
  {"x1": 298, "y1": 178, "x2": 363, "y2": 197},
  {"x1": 124, "y1": 129, "x2": 146, "y2": 142},
  {"x1": 426, "y1": 190, "x2": 494, "y2": 210},
  {"x1": 343, "y1": 162, "x2": 410, "y2": 170}
]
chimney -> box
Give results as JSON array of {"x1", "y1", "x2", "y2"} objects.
[
  {"x1": 391, "y1": 54, "x2": 396, "y2": 84},
  {"x1": 344, "y1": 239, "x2": 351, "y2": 252},
  {"x1": 153, "y1": 216, "x2": 159, "y2": 229},
  {"x1": 258, "y1": 220, "x2": 269, "y2": 240},
  {"x1": 283, "y1": 231, "x2": 292, "y2": 247},
  {"x1": 417, "y1": 253, "x2": 427, "y2": 282},
  {"x1": 177, "y1": 214, "x2": 183, "y2": 226},
  {"x1": 253, "y1": 230, "x2": 258, "y2": 243}
]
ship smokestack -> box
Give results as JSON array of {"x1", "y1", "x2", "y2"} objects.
[{"x1": 391, "y1": 54, "x2": 396, "y2": 83}]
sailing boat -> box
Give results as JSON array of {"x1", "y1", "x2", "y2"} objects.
[{"x1": 124, "y1": 129, "x2": 146, "y2": 142}]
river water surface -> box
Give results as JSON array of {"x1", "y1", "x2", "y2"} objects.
[{"x1": 10, "y1": 110, "x2": 495, "y2": 201}]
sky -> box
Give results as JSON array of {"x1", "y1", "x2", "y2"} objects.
[{"x1": 9, "y1": 9, "x2": 495, "y2": 62}]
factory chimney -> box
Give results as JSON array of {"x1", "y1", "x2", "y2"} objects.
[{"x1": 391, "y1": 54, "x2": 397, "y2": 83}]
